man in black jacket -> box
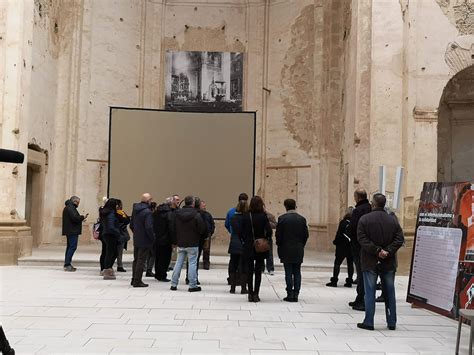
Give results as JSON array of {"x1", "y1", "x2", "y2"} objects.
[
  {"x1": 169, "y1": 195, "x2": 206, "y2": 292},
  {"x1": 62, "y1": 196, "x2": 88, "y2": 272},
  {"x1": 276, "y1": 199, "x2": 309, "y2": 302},
  {"x1": 348, "y1": 188, "x2": 372, "y2": 311},
  {"x1": 356, "y1": 193, "x2": 404, "y2": 331},
  {"x1": 130, "y1": 193, "x2": 155, "y2": 288},
  {"x1": 153, "y1": 197, "x2": 174, "y2": 282}
]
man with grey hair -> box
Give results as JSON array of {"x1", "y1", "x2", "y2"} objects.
[{"x1": 62, "y1": 195, "x2": 88, "y2": 272}]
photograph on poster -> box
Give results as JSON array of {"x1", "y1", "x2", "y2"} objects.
[{"x1": 165, "y1": 51, "x2": 243, "y2": 112}]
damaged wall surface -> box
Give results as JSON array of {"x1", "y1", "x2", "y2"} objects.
[{"x1": 1, "y1": 0, "x2": 474, "y2": 266}]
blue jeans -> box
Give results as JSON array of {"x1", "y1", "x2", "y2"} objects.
[
  {"x1": 363, "y1": 269, "x2": 396, "y2": 328},
  {"x1": 171, "y1": 247, "x2": 199, "y2": 288},
  {"x1": 284, "y1": 263, "x2": 302, "y2": 293},
  {"x1": 64, "y1": 235, "x2": 79, "y2": 267}
]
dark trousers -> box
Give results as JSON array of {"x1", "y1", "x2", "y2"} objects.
[
  {"x1": 103, "y1": 233, "x2": 118, "y2": 269},
  {"x1": 64, "y1": 234, "x2": 79, "y2": 267},
  {"x1": 155, "y1": 244, "x2": 172, "y2": 280},
  {"x1": 332, "y1": 249, "x2": 354, "y2": 281},
  {"x1": 284, "y1": 263, "x2": 302, "y2": 292},
  {"x1": 99, "y1": 238, "x2": 106, "y2": 271},
  {"x1": 229, "y1": 253, "x2": 243, "y2": 273},
  {"x1": 353, "y1": 252, "x2": 365, "y2": 304},
  {"x1": 203, "y1": 238, "x2": 211, "y2": 266},
  {"x1": 146, "y1": 243, "x2": 156, "y2": 272},
  {"x1": 247, "y1": 257, "x2": 264, "y2": 294},
  {"x1": 265, "y1": 238, "x2": 274, "y2": 272},
  {"x1": 132, "y1": 247, "x2": 148, "y2": 284},
  {"x1": 116, "y1": 242, "x2": 125, "y2": 268}
]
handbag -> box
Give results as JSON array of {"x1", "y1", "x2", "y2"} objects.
[{"x1": 250, "y1": 213, "x2": 270, "y2": 253}]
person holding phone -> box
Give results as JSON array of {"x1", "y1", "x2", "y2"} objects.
[{"x1": 62, "y1": 195, "x2": 88, "y2": 272}]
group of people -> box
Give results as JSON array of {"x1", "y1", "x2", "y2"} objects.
[
  {"x1": 325, "y1": 189, "x2": 405, "y2": 330},
  {"x1": 61, "y1": 187, "x2": 405, "y2": 329},
  {"x1": 224, "y1": 193, "x2": 309, "y2": 302}
]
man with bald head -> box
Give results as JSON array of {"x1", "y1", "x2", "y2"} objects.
[
  {"x1": 348, "y1": 188, "x2": 372, "y2": 311},
  {"x1": 130, "y1": 193, "x2": 156, "y2": 287}
]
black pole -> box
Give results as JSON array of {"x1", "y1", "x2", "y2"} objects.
[{"x1": 0, "y1": 326, "x2": 14, "y2": 355}]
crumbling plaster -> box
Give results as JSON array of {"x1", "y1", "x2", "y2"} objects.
[{"x1": 2, "y1": 0, "x2": 474, "y2": 258}]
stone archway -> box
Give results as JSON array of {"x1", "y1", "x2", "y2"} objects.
[{"x1": 438, "y1": 65, "x2": 474, "y2": 182}]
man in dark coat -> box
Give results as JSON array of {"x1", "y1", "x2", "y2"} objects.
[
  {"x1": 169, "y1": 195, "x2": 206, "y2": 292},
  {"x1": 130, "y1": 193, "x2": 155, "y2": 288},
  {"x1": 356, "y1": 193, "x2": 404, "y2": 331},
  {"x1": 276, "y1": 199, "x2": 309, "y2": 302},
  {"x1": 348, "y1": 188, "x2": 372, "y2": 311},
  {"x1": 153, "y1": 197, "x2": 174, "y2": 282},
  {"x1": 62, "y1": 196, "x2": 88, "y2": 272}
]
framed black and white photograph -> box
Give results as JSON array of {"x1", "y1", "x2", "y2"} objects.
[{"x1": 165, "y1": 51, "x2": 243, "y2": 112}]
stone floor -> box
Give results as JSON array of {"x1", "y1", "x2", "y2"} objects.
[{"x1": 0, "y1": 265, "x2": 471, "y2": 354}]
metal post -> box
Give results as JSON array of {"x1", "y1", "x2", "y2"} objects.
[
  {"x1": 392, "y1": 167, "x2": 404, "y2": 210},
  {"x1": 378, "y1": 165, "x2": 386, "y2": 195}
]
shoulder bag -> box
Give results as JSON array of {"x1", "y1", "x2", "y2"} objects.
[{"x1": 250, "y1": 213, "x2": 270, "y2": 253}]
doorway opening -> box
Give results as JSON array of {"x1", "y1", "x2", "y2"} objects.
[
  {"x1": 438, "y1": 65, "x2": 474, "y2": 182},
  {"x1": 25, "y1": 149, "x2": 46, "y2": 247}
]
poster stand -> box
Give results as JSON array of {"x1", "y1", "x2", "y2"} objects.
[{"x1": 407, "y1": 182, "x2": 474, "y2": 319}]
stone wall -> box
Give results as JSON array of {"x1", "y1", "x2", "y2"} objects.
[{"x1": 1, "y1": 0, "x2": 474, "y2": 266}]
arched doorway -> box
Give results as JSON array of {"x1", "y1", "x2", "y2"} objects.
[{"x1": 438, "y1": 65, "x2": 474, "y2": 182}]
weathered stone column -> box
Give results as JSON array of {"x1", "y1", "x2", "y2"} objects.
[{"x1": 0, "y1": 0, "x2": 33, "y2": 264}]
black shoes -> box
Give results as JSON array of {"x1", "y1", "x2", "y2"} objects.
[
  {"x1": 388, "y1": 325, "x2": 396, "y2": 330},
  {"x1": 326, "y1": 282, "x2": 337, "y2": 287},
  {"x1": 132, "y1": 281, "x2": 148, "y2": 288},
  {"x1": 188, "y1": 287, "x2": 202, "y2": 292},
  {"x1": 248, "y1": 293, "x2": 260, "y2": 302},
  {"x1": 117, "y1": 267, "x2": 126, "y2": 272},
  {"x1": 185, "y1": 279, "x2": 200, "y2": 285},
  {"x1": 203, "y1": 263, "x2": 210, "y2": 270},
  {"x1": 376, "y1": 295, "x2": 385, "y2": 303},
  {"x1": 344, "y1": 278, "x2": 353, "y2": 288},
  {"x1": 157, "y1": 278, "x2": 171, "y2": 282},
  {"x1": 170, "y1": 286, "x2": 177, "y2": 291},
  {"x1": 357, "y1": 323, "x2": 374, "y2": 331},
  {"x1": 352, "y1": 303, "x2": 365, "y2": 311},
  {"x1": 145, "y1": 271, "x2": 155, "y2": 277}
]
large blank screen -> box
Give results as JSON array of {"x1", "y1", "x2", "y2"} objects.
[{"x1": 109, "y1": 108, "x2": 255, "y2": 218}]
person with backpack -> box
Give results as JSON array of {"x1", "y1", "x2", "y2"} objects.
[{"x1": 326, "y1": 207, "x2": 354, "y2": 288}]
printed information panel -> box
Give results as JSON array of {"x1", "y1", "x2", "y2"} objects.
[{"x1": 409, "y1": 226, "x2": 462, "y2": 311}]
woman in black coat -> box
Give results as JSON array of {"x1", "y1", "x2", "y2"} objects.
[
  {"x1": 240, "y1": 196, "x2": 272, "y2": 302},
  {"x1": 99, "y1": 198, "x2": 121, "y2": 280},
  {"x1": 326, "y1": 207, "x2": 354, "y2": 287},
  {"x1": 228, "y1": 199, "x2": 248, "y2": 294}
]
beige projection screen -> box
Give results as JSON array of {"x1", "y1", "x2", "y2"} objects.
[{"x1": 108, "y1": 108, "x2": 256, "y2": 218}]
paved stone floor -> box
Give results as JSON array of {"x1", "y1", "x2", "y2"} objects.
[{"x1": 0, "y1": 266, "x2": 470, "y2": 354}]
